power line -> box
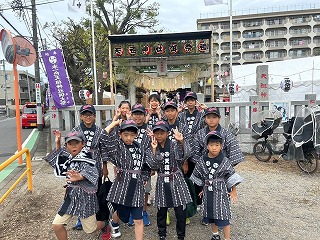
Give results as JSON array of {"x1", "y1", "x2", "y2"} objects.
[{"x1": 0, "y1": 0, "x2": 65, "y2": 11}]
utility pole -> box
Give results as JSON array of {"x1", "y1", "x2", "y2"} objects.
[
  {"x1": 31, "y1": 0, "x2": 43, "y2": 131},
  {"x1": 1, "y1": 59, "x2": 9, "y2": 117}
]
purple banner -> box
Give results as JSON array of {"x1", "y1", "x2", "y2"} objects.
[{"x1": 41, "y1": 49, "x2": 74, "y2": 109}]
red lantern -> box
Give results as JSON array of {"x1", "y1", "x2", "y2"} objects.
[
  {"x1": 155, "y1": 44, "x2": 165, "y2": 54},
  {"x1": 169, "y1": 43, "x2": 178, "y2": 54},
  {"x1": 183, "y1": 42, "x2": 193, "y2": 53},
  {"x1": 128, "y1": 45, "x2": 137, "y2": 56},
  {"x1": 142, "y1": 45, "x2": 151, "y2": 55},
  {"x1": 198, "y1": 41, "x2": 207, "y2": 52},
  {"x1": 115, "y1": 46, "x2": 124, "y2": 56}
]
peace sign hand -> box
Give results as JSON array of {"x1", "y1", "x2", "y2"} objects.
[{"x1": 172, "y1": 127, "x2": 183, "y2": 142}]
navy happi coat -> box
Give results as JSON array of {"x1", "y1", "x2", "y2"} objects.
[
  {"x1": 190, "y1": 152, "x2": 243, "y2": 220},
  {"x1": 105, "y1": 128, "x2": 152, "y2": 207},
  {"x1": 147, "y1": 137, "x2": 192, "y2": 208},
  {"x1": 44, "y1": 148, "x2": 99, "y2": 218},
  {"x1": 192, "y1": 124, "x2": 244, "y2": 166}
]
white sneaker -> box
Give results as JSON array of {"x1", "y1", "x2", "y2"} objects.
[{"x1": 110, "y1": 220, "x2": 121, "y2": 238}]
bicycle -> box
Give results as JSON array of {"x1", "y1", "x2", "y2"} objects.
[{"x1": 252, "y1": 110, "x2": 319, "y2": 174}]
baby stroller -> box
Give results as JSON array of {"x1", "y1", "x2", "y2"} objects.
[
  {"x1": 252, "y1": 109, "x2": 283, "y2": 140},
  {"x1": 289, "y1": 106, "x2": 320, "y2": 173}
]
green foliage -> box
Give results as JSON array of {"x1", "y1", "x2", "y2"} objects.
[{"x1": 48, "y1": 0, "x2": 160, "y2": 104}]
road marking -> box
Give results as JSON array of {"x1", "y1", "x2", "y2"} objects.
[{"x1": 1, "y1": 129, "x2": 40, "y2": 183}]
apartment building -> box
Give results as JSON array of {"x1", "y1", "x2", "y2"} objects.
[
  {"x1": 0, "y1": 69, "x2": 36, "y2": 106},
  {"x1": 197, "y1": 8, "x2": 320, "y2": 79}
]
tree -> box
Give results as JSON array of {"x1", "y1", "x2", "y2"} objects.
[
  {"x1": 94, "y1": 0, "x2": 160, "y2": 34},
  {"x1": 48, "y1": 0, "x2": 160, "y2": 104}
]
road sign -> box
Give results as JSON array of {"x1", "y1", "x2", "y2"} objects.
[{"x1": 35, "y1": 83, "x2": 41, "y2": 103}]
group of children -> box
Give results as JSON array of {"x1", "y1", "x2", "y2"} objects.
[{"x1": 44, "y1": 92, "x2": 244, "y2": 240}]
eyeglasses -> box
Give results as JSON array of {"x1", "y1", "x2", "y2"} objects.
[{"x1": 82, "y1": 113, "x2": 94, "y2": 118}]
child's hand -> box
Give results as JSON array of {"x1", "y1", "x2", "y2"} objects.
[
  {"x1": 197, "y1": 101, "x2": 207, "y2": 110},
  {"x1": 155, "y1": 106, "x2": 161, "y2": 115},
  {"x1": 146, "y1": 128, "x2": 154, "y2": 138},
  {"x1": 126, "y1": 111, "x2": 132, "y2": 120},
  {"x1": 151, "y1": 136, "x2": 158, "y2": 149},
  {"x1": 53, "y1": 130, "x2": 61, "y2": 143},
  {"x1": 229, "y1": 189, "x2": 238, "y2": 203},
  {"x1": 66, "y1": 170, "x2": 83, "y2": 182},
  {"x1": 172, "y1": 127, "x2": 183, "y2": 142}
]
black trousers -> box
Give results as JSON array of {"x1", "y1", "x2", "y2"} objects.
[
  {"x1": 186, "y1": 160, "x2": 203, "y2": 206},
  {"x1": 157, "y1": 205, "x2": 186, "y2": 239}
]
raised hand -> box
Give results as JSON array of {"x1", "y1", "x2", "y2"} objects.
[
  {"x1": 151, "y1": 136, "x2": 158, "y2": 150},
  {"x1": 172, "y1": 127, "x2": 183, "y2": 142}
]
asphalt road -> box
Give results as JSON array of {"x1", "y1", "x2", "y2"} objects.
[{"x1": 0, "y1": 114, "x2": 33, "y2": 164}]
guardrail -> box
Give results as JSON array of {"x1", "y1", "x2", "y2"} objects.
[{"x1": 0, "y1": 148, "x2": 33, "y2": 204}]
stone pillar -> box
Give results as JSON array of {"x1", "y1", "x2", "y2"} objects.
[
  {"x1": 249, "y1": 95, "x2": 260, "y2": 130},
  {"x1": 305, "y1": 94, "x2": 317, "y2": 107},
  {"x1": 256, "y1": 65, "x2": 269, "y2": 102}
]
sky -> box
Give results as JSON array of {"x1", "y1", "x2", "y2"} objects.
[{"x1": 0, "y1": 0, "x2": 319, "y2": 79}]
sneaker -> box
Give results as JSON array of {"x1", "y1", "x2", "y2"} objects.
[
  {"x1": 159, "y1": 236, "x2": 166, "y2": 240},
  {"x1": 143, "y1": 211, "x2": 151, "y2": 226},
  {"x1": 147, "y1": 195, "x2": 152, "y2": 206},
  {"x1": 211, "y1": 234, "x2": 221, "y2": 240},
  {"x1": 110, "y1": 220, "x2": 121, "y2": 238},
  {"x1": 101, "y1": 225, "x2": 111, "y2": 240},
  {"x1": 127, "y1": 213, "x2": 134, "y2": 227},
  {"x1": 201, "y1": 217, "x2": 209, "y2": 226},
  {"x1": 166, "y1": 211, "x2": 170, "y2": 226},
  {"x1": 72, "y1": 218, "x2": 83, "y2": 230},
  {"x1": 185, "y1": 218, "x2": 190, "y2": 225}
]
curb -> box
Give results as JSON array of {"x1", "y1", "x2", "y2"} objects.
[{"x1": 0, "y1": 129, "x2": 40, "y2": 183}]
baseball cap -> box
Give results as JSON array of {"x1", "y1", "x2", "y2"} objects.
[
  {"x1": 152, "y1": 120, "x2": 170, "y2": 132},
  {"x1": 65, "y1": 131, "x2": 86, "y2": 143},
  {"x1": 163, "y1": 101, "x2": 178, "y2": 110},
  {"x1": 80, "y1": 104, "x2": 96, "y2": 114},
  {"x1": 205, "y1": 130, "x2": 223, "y2": 144},
  {"x1": 204, "y1": 107, "x2": 221, "y2": 118},
  {"x1": 119, "y1": 120, "x2": 138, "y2": 131},
  {"x1": 131, "y1": 103, "x2": 146, "y2": 114},
  {"x1": 184, "y1": 91, "x2": 197, "y2": 101}
]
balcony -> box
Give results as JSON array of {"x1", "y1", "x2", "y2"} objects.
[
  {"x1": 243, "y1": 52, "x2": 263, "y2": 62},
  {"x1": 242, "y1": 20, "x2": 263, "y2": 29},
  {"x1": 289, "y1": 26, "x2": 311, "y2": 37},
  {"x1": 265, "y1": 28, "x2": 287, "y2": 38},
  {"x1": 242, "y1": 31, "x2": 263, "y2": 39},
  {"x1": 288, "y1": 49, "x2": 311, "y2": 58},
  {"x1": 265, "y1": 18, "x2": 286, "y2": 27},
  {"x1": 289, "y1": 16, "x2": 311, "y2": 25},
  {"x1": 265, "y1": 50, "x2": 286, "y2": 60},
  {"x1": 243, "y1": 41, "x2": 264, "y2": 51},
  {"x1": 265, "y1": 39, "x2": 287, "y2": 49},
  {"x1": 289, "y1": 38, "x2": 311, "y2": 48}
]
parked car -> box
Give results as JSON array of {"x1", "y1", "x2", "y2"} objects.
[{"x1": 21, "y1": 102, "x2": 45, "y2": 128}]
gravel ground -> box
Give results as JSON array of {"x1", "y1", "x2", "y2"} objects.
[{"x1": 1, "y1": 151, "x2": 320, "y2": 240}]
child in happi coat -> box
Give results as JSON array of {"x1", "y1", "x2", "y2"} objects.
[
  {"x1": 104, "y1": 119, "x2": 152, "y2": 240},
  {"x1": 43, "y1": 131, "x2": 109, "y2": 240},
  {"x1": 190, "y1": 131, "x2": 243, "y2": 240},
  {"x1": 146, "y1": 93, "x2": 163, "y2": 128},
  {"x1": 129, "y1": 103, "x2": 153, "y2": 227},
  {"x1": 149, "y1": 120, "x2": 192, "y2": 240}
]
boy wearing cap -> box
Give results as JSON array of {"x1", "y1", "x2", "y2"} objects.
[
  {"x1": 149, "y1": 120, "x2": 192, "y2": 240},
  {"x1": 178, "y1": 92, "x2": 207, "y2": 216},
  {"x1": 43, "y1": 131, "x2": 110, "y2": 240},
  {"x1": 130, "y1": 103, "x2": 152, "y2": 226},
  {"x1": 193, "y1": 107, "x2": 244, "y2": 167},
  {"x1": 104, "y1": 120, "x2": 153, "y2": 240},
  {"x1": 71, "y1": 104, "x2": 109, "y2": 231},
  {"x1": 190, "y1": 131, "x2": 243, "y2": 240},
  {"x1": 162, "y1": 101, "x2": 192, "y2": 225}
]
